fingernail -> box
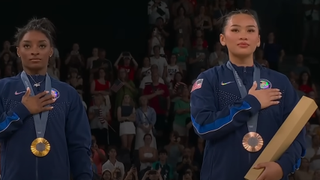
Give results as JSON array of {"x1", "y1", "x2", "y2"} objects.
[
  {"x1": 46, "y1": 91, "x2": 49, "y2": 93},
  {"x1": 53, "y1": 98, "x2": 56, "y2": 101}
]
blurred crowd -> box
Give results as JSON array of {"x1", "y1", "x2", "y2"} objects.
[{"x1": 0, "y1": 0, "x2": 320, "y2": 180}]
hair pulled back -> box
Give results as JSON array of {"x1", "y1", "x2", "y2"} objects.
[
  {"x1": 14, "y1": 17, "x2": 56, "y2": 47},
  {"x1": 217, "y1": 9, "x2": 260, "y2": 34}
]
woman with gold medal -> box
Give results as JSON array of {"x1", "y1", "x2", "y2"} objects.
[
  {"x1": 0, "y1": 18, "x2": 92, "y2": 180},
  {"x1": 190, "y1": 9, "x2": 306, "y2": 180}
]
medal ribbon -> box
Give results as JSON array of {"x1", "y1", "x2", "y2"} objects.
[
  {"x1": 226, "y1": 61, "x2": 260, "y2": 133},
  {"x1": 21, "y1": 71, "x2": 51, "y2": 139}
]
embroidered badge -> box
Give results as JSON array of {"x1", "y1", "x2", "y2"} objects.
[
  {"x1": 51, "y1": 88, "x2": 60, "y2": 99},
  {"x1": 191, "y1": 79, "x2": 203, "y2": 92},
  {"x1": 260, "y1": 79, "x2": 272, "y2": 89}
]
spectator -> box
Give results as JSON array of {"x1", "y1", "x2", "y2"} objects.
[
  {"x1": 208, "y1": 42, "x2": 228, "y2": 67},
  {"x1": 243, "y1": 0, "x2": 258, "y2": 23},
  {"x1": 290, "y1": 54, "x2": 310, "y2": 80},
  {"x1": 298, "y1": 71, "x2": 317, "y2": 97},
  {"x1": 47, "y1": 56, "x2": 60, "y2": 79},
  {"x1": 262, "y1": 32, "x2": 285, "y2": 71},
  {"x1": 171, "y1": 0, "x2": 194, "y2": 17},
  {"x1": 91, "y1": 49, "x2": 113, "y2": 81},
  {"x1": 190, "y1": 137, "x2": 204, "y2": 170},
  {"x1": 141, "y1": 170, "x2": 162, "y2": 180},
  {"x1": 172, "y1": 37, "x2": 188, "y2": 71},
  {"x1": 91, "y1": 135, "x2": 107, "y2": 176},
  {"x1": 149, "y1": 28, "x2": 166, "y2": 56},
  {"x1": 173, "y1": 6, "x2": 192, "y2": 49},
  {"x1": 90, "y1": 68, "x2": 111, "y2": 110},
  {"x1": 3, "y1": 64, "x2": 15, "y2": 78},
  {"x1": 89, "y1": 94, "x2": 111, "y2": 148},
  {"x1": 150, "y1": 45, "x2": 168, "y2": 78},
  {"x1": 139, "y1": 134, "x2": 158, "y2": 174},
  {"x1": 0, "y1": 40, "x2": 16, "y2": 59},
  {"x1": 192, "y1": 29, "x2": 208, "y2": 48},
  {"x1": 166, "y1": 54, "x2": 181, "y2": 84},
  {"x1": 139, "y1": 65, "x2": 165, "y2": 92},
  {"x1": 308, "y1": 91, "x2": 320, "y2": 125},
  {"x1": 117, "y1": 94, "x2": 136, "y2": 150},
  {"x1": 65, "y1": 43, "x2": 85, "y2": 72},
  {"x1": 170, "y1": 72, "x2": 187, "y2": 99},
  {"x1": 305, "y1": 135, "x2": 320, "y2": 170},
  {"x1": 101, "y1": 169, "x2": 112, "y2": 180},
  {"x1": 313, "y1": 170, "x2": 320, "y2": 180},
  {"x1": 114, "y1": 52, "x2": 139, "y2": 81},
  {"x1": 175, "y1": 156, "x2": 198, "y2": 180},
  {"x1": 254, "y1": 48, "x2": 269, "y2": 68},
  {"x1": 152, "y1": 149, "x2": 174, "y2": 180},
  {"x1": 52, "y1": 47, "x2": 61, "y2": 68},
  {"x1": 87, "y1": 47, "x2": 99, "y2": 70},
  {"x1": 301, "y1": 0, "x2": 320, "y2": 52},
  {"x1": 124, "y1": 166, "x2": 139, "y2": 180},
  {"x1": 164, "y1": 131, "x2": 184, "y2": 170},
  {"x1": 173, "y1": 87, "x2": 190, "y2": 145},
  {"x1": 148, "y1": 0, "x2": 170, "y2": 25},
  {"x1": 102, "y1": 147, "x2": 125, "y2": 180},
  {"x1": 212, "y1": 0, "x2": 228, "y2": 28},
  {"x1": 66, "y1": 68, "x2": 83, "y2": 90},
  {"x1": 138, "y1": 57, "x2": 152, "y2": 80},
  {"x1": 188, "y1": 38, "x2": 209, "y2": 81},
  {"x1": 135, "y1": 96, "x2": 157, "y2": 149},
  {"x1": 143, "y1": 73, "x2": 170, "y2": 144},
  {"x1": 193, "y1": 5, "x2": 212, "y2": 33},
  {"x1": 114, "y1": 68, "x2": 137, "y2": 117},
  {"x1": 0, "y1": 52, "x2": 16, "y2": 77}
]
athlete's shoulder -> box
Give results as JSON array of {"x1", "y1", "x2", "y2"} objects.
[{"x1": 0, "y1": 75, "x2": 21, "y2": 94}]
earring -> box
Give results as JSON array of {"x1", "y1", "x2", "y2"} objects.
[{"x1": 49, "y1": 55, "x2": 52, "y2": 58}]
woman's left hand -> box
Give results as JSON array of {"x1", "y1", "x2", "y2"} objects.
[{"x1": 254, "y1": 162, "x2": 283, "y2": 180}]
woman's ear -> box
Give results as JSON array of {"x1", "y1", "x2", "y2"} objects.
[
  {"x1": 50, "y1": 47, "x2": 53, "y2": 57},
  {"x1": 219, "y1": 34, "x2": 226, "y2": 46},
  {"x1": 257, "y1": 35, "x2": 261, "y2": 47},
  {"x1": 16, "y1": 47, "x2": 20, "y2": 57}
]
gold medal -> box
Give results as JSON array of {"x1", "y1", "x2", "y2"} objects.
[
  {"x1": 30, "y1": 138, "x2": 51, "y2": 157},
  {"x1": 242, "y1": 132, "x2": 264, "y2": 152}
]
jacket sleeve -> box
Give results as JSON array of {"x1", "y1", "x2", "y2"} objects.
[
  {"x1": 276, "y1": 79, "x2": 306, "y2": 178},
  {"x1": 0, "y1": 87, "x2": 31, "y2": 139},
  {"x1": 190, "y1": 72, "x2": 261, "y2": 140},
  {"x1": 66, "y1": 88, "x2": 93, "y2": 180}
]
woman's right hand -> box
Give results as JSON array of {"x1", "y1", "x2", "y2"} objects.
[{"x1": 22, "y1": 88, "x2": 55, "y2": 114}]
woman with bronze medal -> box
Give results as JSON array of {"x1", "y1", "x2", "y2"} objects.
[
  {"x1": 0, "y1": 18, "x2": 92, "y2": 180},
  {"x1": 190, "y1": 10, "x2": 306, "y2": 180}
]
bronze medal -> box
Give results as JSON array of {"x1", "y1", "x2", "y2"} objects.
[
  {"x1": 30, "y1": 138, "x2": 51, "y2": 157},
  {"x1": 242, "y1": 132, "x2": 264, "y2": 152}
]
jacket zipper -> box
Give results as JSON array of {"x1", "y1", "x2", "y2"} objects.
[{"x1": 36, "y1": 158, "x2": 38, "y2": 180}]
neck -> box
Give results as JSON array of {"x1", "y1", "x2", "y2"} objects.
[
  {"x1": 178, "y1": 44, "x2": 183, "y2": 47},
  {"x1": 170, "y1": 62, "x2": 175, "y2": 66},
  {"x1": 24, "y1": 67, "x2": 47, "y2": 75},
  {"x1": 229, "y1": 53, "x2": 254, "y2": 66},
  {"x1": 99, "y1": 77, "x2": 104, "y2": 80},
  {"x1": 268, "y1": 40, "x2": 274, "y2": 43},
  {"x1": 142, "y1": 105, "x2": 148, "y2": 109},
  {"x1": 153, "y1": 82, "x2": 159, "y2": 86},
  {"x1": 154, "y1": 54, "x2": 160, "y2": 58},
  {"x1": 123, "y1": 103, "x2": 130, "y2": 106},
  {"x1": 109, "y1": 158, "x2": 116, "y2": 163},
  {"x1": 220, "y1": 6, "x2": 225, "y2": 10},
  {"x1": 197, "y1": 46, "x2": 203, "y2": 50},
  {"x1": 160, "y1": 160, "x2": 166, "y2": 164}
]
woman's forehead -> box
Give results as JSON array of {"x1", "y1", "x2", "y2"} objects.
[{"x1": 226, "y1": 14, "x2": 257, "y2": 28}]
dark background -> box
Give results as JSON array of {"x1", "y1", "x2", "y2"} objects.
[{"x1": 0, "y1": 1, "x2": 148, "y2": 62}]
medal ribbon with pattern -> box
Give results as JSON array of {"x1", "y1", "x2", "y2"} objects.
[{"x1": 21, "y1": 71, "x2": 52, "y2": 157}]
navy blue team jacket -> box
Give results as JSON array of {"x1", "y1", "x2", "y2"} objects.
[
  {"x1": 0, "y1": 74, "x2": 92, "y2": 180},
  {"x1": 190, "y1": 62, "x2": 306, "y2": 180}
]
